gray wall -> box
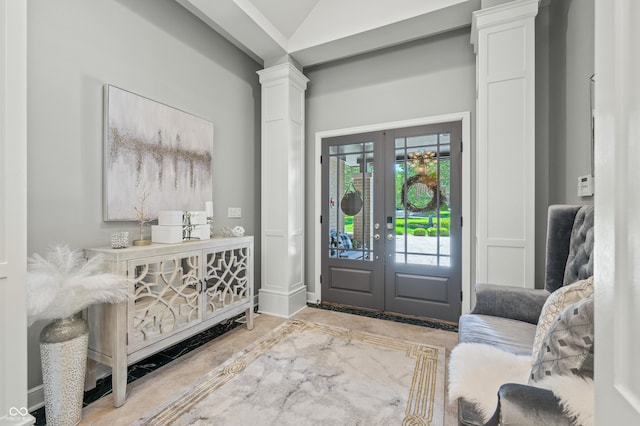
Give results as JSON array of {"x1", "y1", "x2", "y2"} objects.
[
  {"x1": 27, "y1": 0, "x2": 261, "y2": 392},
  {"x1": 547, "y1": 0, "x2": 595, "y2": 205},
  {"x1": 535, "y1": 0, "x2": 594, "y2": 287},
  {"x1": 303, "y1": 29, "x2": 477, "y2": 295}
]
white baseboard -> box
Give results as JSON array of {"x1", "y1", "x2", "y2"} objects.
[
  {"x1": 28, "y1": 384, "x2": 44, "y2": 412},
  {"x1": 306, "y1": 291, "x2": 320, "y2": 305},
  {"x1": 258, "y1": 286, "x2": 307, "y2": 318}
]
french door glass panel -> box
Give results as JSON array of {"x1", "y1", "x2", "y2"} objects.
[
  {"x1": 327, "y1": 142, "x2": 374, "y2": 262},
  {"x1": 394, "y1": 133, "x2": 451, "y2": 267}
]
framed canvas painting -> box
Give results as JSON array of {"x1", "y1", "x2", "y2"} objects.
[{"x1": 104, "y1": 85, "x2": 213, "y2": 221}]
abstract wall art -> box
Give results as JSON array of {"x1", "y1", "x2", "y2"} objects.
[{"x1": 104, "y1": 85, "x2": 213, "y2": 221}]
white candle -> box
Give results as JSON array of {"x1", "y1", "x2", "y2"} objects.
[{"x1": 205, "y1": 201, "x2": 214, "y2": 218}]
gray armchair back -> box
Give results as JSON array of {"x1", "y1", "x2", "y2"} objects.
[{"x1": 545, "y1": 205, "x2": 594, "y2": 293}]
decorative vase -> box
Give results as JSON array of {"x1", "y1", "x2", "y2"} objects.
[
  {"x1": 133, "y1": 222, "x2": 151, "y2": 246},
  {"x1": 40, "y1": 315, "x2": 89, "y2": 426}
]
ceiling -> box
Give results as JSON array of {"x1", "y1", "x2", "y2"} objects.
[{"x1": 176, "y1": 0, "x2": 482, "y2": 68}]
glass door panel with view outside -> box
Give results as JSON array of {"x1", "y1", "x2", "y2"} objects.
[
  {"x1": 321, "y1": 132, "x2": 384, "y2": 310},
  {"x1": 384, "y1": 123, "x2": 461, "y2": 322}
]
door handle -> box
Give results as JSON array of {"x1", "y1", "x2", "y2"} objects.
[
  {"x1": 374, "y1": 234, "x2": 381, "y2": 240},
  {"x1": 387, "y1": 234, "x2": 394, "y2": 240}
]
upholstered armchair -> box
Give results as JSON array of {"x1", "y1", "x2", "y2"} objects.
[{"x1": 454, "y1": 205, "x2": 594, "y2": 426}]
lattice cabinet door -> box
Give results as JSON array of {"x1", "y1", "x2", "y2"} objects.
[
  {"x1": 202, "y1": 244, "x2": 252, "y2": 321},
  {"x1": 127, "y1": 250, "x2": 202, "y2": 353}
]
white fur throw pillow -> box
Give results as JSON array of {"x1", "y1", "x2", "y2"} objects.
[
  {"x1": 448, "y1": 343, "x2": 531, "y2": 422},
  {"x1": 532, "y1": 276, "x2": 594, "y2": 362},
  {"x1": 537, "y1": 375, "x2": 594, "y2": 426}
]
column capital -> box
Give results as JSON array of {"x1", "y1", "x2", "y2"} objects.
[
  {"x1": 257, "y1": 62, "x2": 309, "y2": 90},
  {"x1": 471, "y1": 0, "x2": 539, "y2": 50}
]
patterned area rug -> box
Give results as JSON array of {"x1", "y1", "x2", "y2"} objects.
[{"x1": 134, "y1": 319, "x2": 445, "y2": 425}]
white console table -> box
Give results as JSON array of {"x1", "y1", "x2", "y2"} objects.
[{"x1": 84, "y1": 237, "x2": 254, "y2": 407}]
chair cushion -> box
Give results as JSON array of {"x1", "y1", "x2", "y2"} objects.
[
  {"x1": 458, "y1": 314, "x2": 537, "y2": 356},
  {"x1": 531, "y1": 276, "x2": 593, "y2": 361},
  {"x1": 530, "y1": 296, "x2": 594, "y2": 382}
]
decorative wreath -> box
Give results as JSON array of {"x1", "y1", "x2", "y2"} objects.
[{"x1": 401, "y1": 174, "x2": 447, "y2": 213}]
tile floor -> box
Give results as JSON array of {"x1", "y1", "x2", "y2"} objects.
[{"x1": 38, "y1": 306, "x2": 460, "y2": 425}]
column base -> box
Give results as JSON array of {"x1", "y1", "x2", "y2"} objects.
[{"x1": 258, "y1": 285, "x2": 307, "y2": 318}]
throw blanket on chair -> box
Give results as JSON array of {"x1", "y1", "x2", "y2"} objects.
[
  {"x1": 448, "y1": 343, "x2": 594, "y2": 425},
  {"x1": 448, "y1": 343, "x2": 531, "y2": 421}
]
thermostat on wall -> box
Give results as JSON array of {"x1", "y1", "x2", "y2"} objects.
[{"x1": 578, "y1": 174, "x2": 594, "y2": 197}]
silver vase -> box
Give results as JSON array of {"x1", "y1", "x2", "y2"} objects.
[{"x1": 40, "y1": 315, "x2": 89, "y2": 426}]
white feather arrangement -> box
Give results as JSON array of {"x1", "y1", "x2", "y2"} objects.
[{"x1": 26, "y1": 244, "x2": 131, "y2": 326}]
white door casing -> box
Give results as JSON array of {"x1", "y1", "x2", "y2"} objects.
[
  {"x1": 594, "y1": 0, "x2": 640, "y2": 423},
  {"x1": 0, "y1": 0, "x2": 33, "y2": 424},
  {"x1": 312, "y1": 112, "x2": 472, "y2": 313}
]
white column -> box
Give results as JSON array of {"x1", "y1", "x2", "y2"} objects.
[
  {"x1": 257, "y1": 63, "x2": 309, "y2": 317},
  {"x1": 0, "y1": 0, "x2": 34, "y2": 424},
  {"x1": 471, "y1": 0, "x2": 538, "y2": 288}
]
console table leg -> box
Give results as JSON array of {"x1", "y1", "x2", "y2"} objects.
[
  {"x1": 112, "y1": 302, "x2": 128, "y2": 407},
  {"x1": 112, "y1": 366, "x2": 127, "y2": 407},
  {"x1": 84, "y1": 358, "x2": 97, "y2": 391},
  {"x1": 245, "y1": 307, "x2": 254, "y2": 330}
]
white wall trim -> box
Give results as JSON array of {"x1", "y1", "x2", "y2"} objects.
[
  {"x1": 27, "y1": 386, "x2": 44, "y2": 413},
  {"x1": 1, "y1": 1, "x2": 34, "y2": 423},
  {"x1": 311, "y1": 112, "x2": 472, "y2": 314}
]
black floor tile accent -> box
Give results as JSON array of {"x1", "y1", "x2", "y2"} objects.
[{"x1": 307, "y1": 302, "x2": 459, "y2": 333}]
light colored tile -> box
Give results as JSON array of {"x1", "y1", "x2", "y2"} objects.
[{"x1": 80, "y1": 308, "x2": 459, "y2": 425}]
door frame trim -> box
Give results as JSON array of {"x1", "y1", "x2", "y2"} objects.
[{"x1": 311, "y1": 112, "x2": 472, "y2": 314}]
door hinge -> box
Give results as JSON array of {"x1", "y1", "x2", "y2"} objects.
[
  {"x1": 320, "y1": 274, "x2": 322, "y2": 284},
  {"x1": 460, "y1": 141, "x2": 463, "y2": 153},
  {"x1": 460, "y1": 290, "x2": 463, "y2": 302},
  {"x1": 320, "y1": 155, "x2": 323, "y2": 164},
  {"x1": 320, "y1": 215, "x2": 323, "y2": 224},
  {"x1": 460, "y1": 216, "x2": 463, "y2": 227}
]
